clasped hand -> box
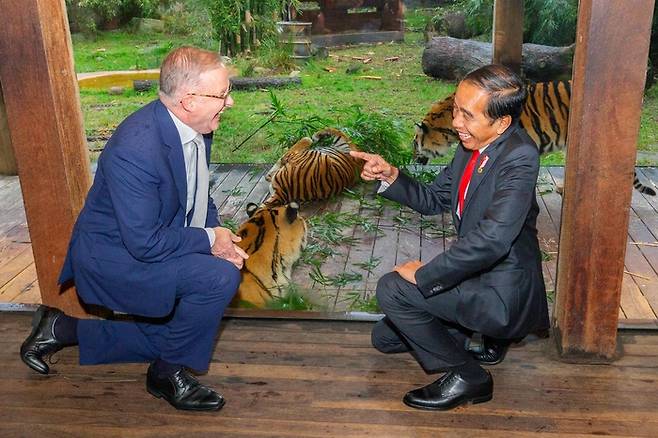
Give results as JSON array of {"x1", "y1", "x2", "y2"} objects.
[{"x1": 211, "y1": 227, "x2": 249, "y2": 269}]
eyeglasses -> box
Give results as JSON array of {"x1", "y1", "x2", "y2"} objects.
[{"x1": 187, "y1": 85, "x2": 232, "y2": 101}]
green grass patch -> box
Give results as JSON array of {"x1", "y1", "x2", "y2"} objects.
[{"x1": 74, "y1": 23, "x2": 658, "y2": 165}]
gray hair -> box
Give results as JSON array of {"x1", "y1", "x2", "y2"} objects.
[{"x1": 159, "y1": 46, "x2": 225, "y2": 99}]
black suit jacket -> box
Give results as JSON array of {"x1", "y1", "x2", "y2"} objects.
[{"x1": 382, "y1": 123, "x2": 549, "y2": 338}]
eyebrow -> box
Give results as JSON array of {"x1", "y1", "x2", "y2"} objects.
[{"x1": 454, "y1": 102, "x2": 473, "y2": 118}]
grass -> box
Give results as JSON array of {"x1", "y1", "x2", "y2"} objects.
[{"x1": 73, "y1": 21, "x2": 658, "y2": 166}]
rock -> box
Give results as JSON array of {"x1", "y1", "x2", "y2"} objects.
[{"x1": 108, "y1": 86, "x2": 125, "y2": 95}]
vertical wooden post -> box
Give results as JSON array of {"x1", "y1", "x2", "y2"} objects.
[
  {"x1": 0, "y1": 86, "x2": 17, "y2": 175},
  {"x1": 0, "y1": 0, "x2": 91, "y2": 317},
  {"x1": 554, "y1": 0, "x2": 655, "y2": 360},
  {"x1": 492, "y1": 0, "x2": 524, "y2": 73}
]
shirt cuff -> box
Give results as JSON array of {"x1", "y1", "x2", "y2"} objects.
[
  {"x1": 204, "y1": 227, "x2": 216, "y2": 247},
  {"x1": 377, "y1": 180, "x2": 391, "y2": 193}
]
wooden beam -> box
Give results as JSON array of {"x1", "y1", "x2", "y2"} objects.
[
  {"x1": 0, "y1": 0, "x2": 91, "y2": 317},
  {"x1": 0, "y1": 86, "x2": 17, "y2": 175},
  {"x1": 492, "y1": 0, "x2": 524, "y2": 73},
  {"x1": 554, "y1": 0, "x2": 656, "y2": 361}
]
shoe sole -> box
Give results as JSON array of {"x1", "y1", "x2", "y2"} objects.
[
  {"x1": 403, "y1": 393, "x2": 493, "y2": 411},
  {"x1": 146, "y1": 385, "x2": 225, "y2": 412}
]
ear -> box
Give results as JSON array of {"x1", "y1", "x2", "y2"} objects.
[
  {"x1": 285, "y1": 202, "x2": 299, "y2": 223},
  {"x1": 246, "y1": 203, "x2": 259, "y2": 217},
  {"x1": 496, "y1": 115, "x2": 512, "y2": 134},
  {"x1": 179, "y1": 94, "x2": 195, "y2": 113}
]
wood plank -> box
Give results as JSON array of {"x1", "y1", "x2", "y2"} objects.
[
  {"x1": 0, "y1": 0, "x2": 91, "y2": 316},
  {"x1": 619, "y1": 275, "x2": 656, "y2": 320},
  {"x1": 1, "y1": 314, "x2": 658, "y2": 437},
  {"x1": 492, "y1": 0, "x2": 524, "y2": 73},
  {"x1": 1, "y1": 166, "x2": 658, "y2": 324},
  {"x1": 336, "y1": 184, "x2": 379, "y2": 297},
  {"x1": 210, "y1": 166, "x2": 251, "y2": 212},
  {"x1": 0, "y1": 86, "x2": 17, "y2": 175},
  {"x1": 218, "y1": 165, "x2": 267, "y2": 221},
  {"x1": 554, "y1": 0, "x2": 654, "y2": 359},
  {"x1": 0, "y1": 263, "x2": 39, "y2": 303}
]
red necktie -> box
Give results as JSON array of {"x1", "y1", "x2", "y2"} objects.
[{"x1": 457, "y1": 150, "x2": 480, "y2": 216}]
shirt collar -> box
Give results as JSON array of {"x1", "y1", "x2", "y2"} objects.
[{"x1": 166, "y1": 107, "x2": 199, "y2": 145}]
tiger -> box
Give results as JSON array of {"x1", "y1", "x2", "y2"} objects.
[
  {"x1": 413, "y1": 80, "x2": 656, "y2": 196},
  {"x1": 263, "y1": 127, "x2": 364, "y2": 206},
  {"x1": 231, "y1": 202, "x2": 308, "y2": 308}
]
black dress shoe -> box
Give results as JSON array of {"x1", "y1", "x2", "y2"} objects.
[
  {"x1": 146, "y1": 364, "x2": 225, "y2": 411},
  {"x1": 20, "y1": 305, "x2": 67, "y2": 375},
  {"x1": 472, "y1": 336, "x2": 512, "y2": 365},
  {"x1": 403, "y1": 370, "x2": 493, "y2": 410}
]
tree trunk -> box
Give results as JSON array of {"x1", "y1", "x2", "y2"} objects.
[
  {"x1": 230, "y1": 76, "x2": 302, "y2": 90},
  {"x1": 422, "y1": 36, "x2": 574, "y2": 82}
]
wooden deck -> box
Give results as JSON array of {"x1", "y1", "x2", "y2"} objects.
[
  {"x1": 2, "y1": 165, "x2": 658, "y2": 327},
  {"x1": 1, "y1": 313, "x2": 657, "y2": 437}
]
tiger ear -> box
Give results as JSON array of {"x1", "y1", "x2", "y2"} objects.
[
  {"x1": 285, "y1": 202, "x2": 300, "y2": 223},
  {"x1": 415, "y1": 122, "x2": 428, "y2": 133},
  {"x1": 246, "y1": 203, "x2": 259, "y2": 217}
]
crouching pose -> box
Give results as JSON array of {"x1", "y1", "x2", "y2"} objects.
[
  {"x1": 350, "y1": 64, "x2": 549, "y2": 411},
  {"x1": 20, "y1": 46, "x2": 248, "y2": 412}
]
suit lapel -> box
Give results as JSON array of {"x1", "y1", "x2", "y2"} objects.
[{"x1": 155, "y1": 100, "x2": 187, "y2": 211}]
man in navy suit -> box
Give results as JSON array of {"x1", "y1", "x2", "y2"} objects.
[
  {"x1": 20, "y1": 46, "x2": 248, "y2": 412},
  {"x1": 351, "y1": 65, "x2": 549, "y2": 410}
]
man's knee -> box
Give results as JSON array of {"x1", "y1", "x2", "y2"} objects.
[
  {"x1": 208, "y1": 258, "x2": 241, "y2": 297},
  {"x1": 375, "y1": 272, "x2": 406, "y2": 312}
]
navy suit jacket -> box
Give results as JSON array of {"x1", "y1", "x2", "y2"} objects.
[
  {"x1": 382, "y1": 123, "x2": 549, "y2": 338},
  {"x1": 59, "y1": 100, "x2": 220, "y2": 317}
]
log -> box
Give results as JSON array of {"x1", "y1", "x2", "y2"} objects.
[
  {"x1": 129, "y1": 76, "x2": 302, "y2": 93},
  {"x1": 230, "y1": 76, "x2": 301, "y2": 90},
  {"x1": 422, "y1": 36, "x2": 574, "y2": 82}
]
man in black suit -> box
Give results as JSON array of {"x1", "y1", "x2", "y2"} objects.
[{"x1": 350, "y1": 64, "x2": 549, "y2": 410}]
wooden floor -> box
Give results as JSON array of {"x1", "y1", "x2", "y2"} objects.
[
  {"x1": 1, "y1": 312, "x2": 657, "y2": 437},
  {"x1": 2, "y1": 165, "x2": 658, "y2": 327}
]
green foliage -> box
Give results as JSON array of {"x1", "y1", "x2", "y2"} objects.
[
  {"x1": 461, "y1": 0, "x2": 578, "y2": 46},
  {"x1": 199, "y1": 0, "x2": 294, "y2": 56},
  {"x1": 342, "y1": 292, "x2": 380, "y2": 313},
  {"x1": 266, "y1": 285, "x2": 314, "y2": 310},
  {"x1": 66, "y1": 0, "x2": 162, "y2": 35},
  {"x1": 267, "y1": 93, "x2": 410, "y2": 167},
  {"x1": 339, "y1": 107, "x2": 411, "y2": 167}
]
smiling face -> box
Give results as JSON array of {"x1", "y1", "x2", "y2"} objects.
[
  {"x1": 452, "y1": 81, "x2": 510, "y2": 151},
  {"x1": 179, "y1": 67, "x2": 233, "y2": 134}
]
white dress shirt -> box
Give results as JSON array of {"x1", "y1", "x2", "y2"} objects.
[{"x1": 167, "y1": 108, "x2": 216, "y2": 246}]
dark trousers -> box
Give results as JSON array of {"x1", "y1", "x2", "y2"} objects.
[
  {"x1": 372, "y1": 272, "x2": 476, "y2": 372},
  {"x1": 77, "y1": 254, "x2": 240, "y2": 372}
]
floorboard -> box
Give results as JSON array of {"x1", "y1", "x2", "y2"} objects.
[
  {"x1": 2, "y1": 166, "x2": 658, "y2": 326},
  {"x1": 0, "y1": 313, "x2": 657, "y2": 437}
]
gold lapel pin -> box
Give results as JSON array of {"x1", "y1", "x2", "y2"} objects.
[{"x1": 477, "y1": 155, "x2": 489, "y2": 173}]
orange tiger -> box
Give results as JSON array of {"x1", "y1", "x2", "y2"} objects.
[{"x1": 413, "y1": 80, "x2": 655, "y2": 195}]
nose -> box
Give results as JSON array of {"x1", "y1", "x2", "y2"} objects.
[
  {"x1": 225, "y1": 94, "x2": 234, "y2": 108},
  {"x1": 452, "y1": 108, "x2": 463, "y2": 130}
]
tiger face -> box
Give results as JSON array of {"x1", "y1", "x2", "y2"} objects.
[
  {"x1": 412, "y1": 94, "x2": 460, "y2": 164},
  {"x1": 232, "y1": 202, "x2": 308, "y2": 308}
]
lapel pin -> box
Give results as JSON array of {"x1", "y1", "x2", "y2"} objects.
[{"x1": 477, "y1": 155, "x2": 489, "y2": 173}]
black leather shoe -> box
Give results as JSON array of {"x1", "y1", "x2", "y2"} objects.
[
  {"x1": 20, "y1": 305, "x2": 67, "y2": 375},
  {"x1": 146, "y1": 364, "x2": 225, "y2": 411},
  {"x1": 472, "y1": 336, "x2": 512, "y2": 365},
  {"x1": 403, "y1": 370, "x2": 493, "y2": 410}
]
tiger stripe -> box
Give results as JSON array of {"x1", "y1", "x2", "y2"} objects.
[{"x1": 413, "y1": 80, "x2": 655, "y2": 195}]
